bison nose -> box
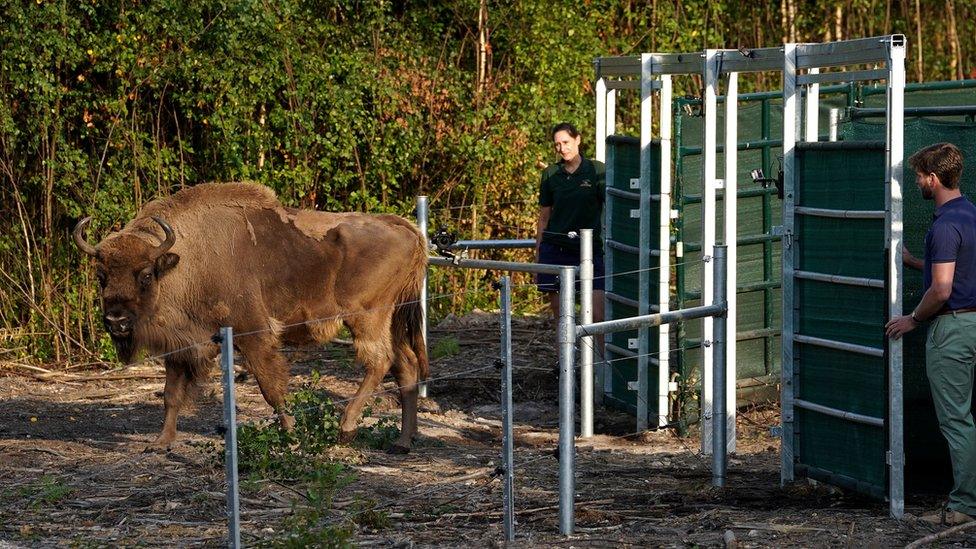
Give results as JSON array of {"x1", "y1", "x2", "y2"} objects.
[{"x1": 104, "y1": 312, "x2": 134, "y2": 337}]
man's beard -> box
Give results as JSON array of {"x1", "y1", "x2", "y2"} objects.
[{"x1": 921, "y1": 185, "x2": 934, "y2": 200}]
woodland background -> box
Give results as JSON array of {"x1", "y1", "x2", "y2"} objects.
[{"x1": 1, "y1": 0, "x2": 974, "y2": 365}]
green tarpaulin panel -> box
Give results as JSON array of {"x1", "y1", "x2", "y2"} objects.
[
  {"x1": 603, "y1": 135, "x2": 662, "y2": 419},
  {"x1": 791, "y1": 141, "x2": 889, "y2": 499}
]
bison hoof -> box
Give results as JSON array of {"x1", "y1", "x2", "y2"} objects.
[
  {"x1": 387, "y1": 444, "x2": 411, "y2": 455},
  {"x1": 338, "y1": 429, "x2": 357, "y2": 445}
]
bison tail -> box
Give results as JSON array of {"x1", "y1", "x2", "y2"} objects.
[{"x1": 393, "y1": 295, "x2": 429, "y2": 382}]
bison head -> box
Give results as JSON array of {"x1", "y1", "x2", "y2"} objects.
[{"x1": 73, "y1": 216, "x2": 180, "y2": 361}]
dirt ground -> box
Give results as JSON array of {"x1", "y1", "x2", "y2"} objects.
[{"x1": 0, "y1": 312, "x2": 972, "y2": 548}]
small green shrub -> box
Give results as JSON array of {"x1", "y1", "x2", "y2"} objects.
[{"x1": 430, "y1": 336, "x2": 460, "y2": 360}]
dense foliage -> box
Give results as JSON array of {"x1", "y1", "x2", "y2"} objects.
[{"x1": 2, "y1": 0, "x2": 974, "y2": 364}]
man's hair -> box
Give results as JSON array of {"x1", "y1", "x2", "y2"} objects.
[
  {"x1": 550, "y1": 122, "x2": 580, "y2": 140},
  {"x1": 908, "y1": 142, "x2": 964, "y2": 190}
]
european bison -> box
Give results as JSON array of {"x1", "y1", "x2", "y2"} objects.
[{"x1": 73, "y1": 182, "x2": 429, "y2": 453}]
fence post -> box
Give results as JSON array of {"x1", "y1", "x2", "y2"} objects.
[
  {"x1": 499, "y1": 276, "x2": 515, "y2": 541},
  {"x1": 712, "y1": 247, "x2": 728, "y2": 488},
  {"x1": 416, "y1": 195, "x2": 429, "y2": 399},
  {"x1": 557, "y1": 266, "x2": 576, "y2": 535},
  {"x1": 220, "y1": 326, "x2": 241, "y2": 549},
  {"x1": 579, "y1": 229, "x2": 594, "y2": 438}
]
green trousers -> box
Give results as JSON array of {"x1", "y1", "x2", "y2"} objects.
[{"x1": 926, "y1": 311, "x2": 976, "y2": 516}]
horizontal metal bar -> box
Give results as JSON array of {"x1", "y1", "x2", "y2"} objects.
[
  {"x1": 675, "y1": 83, "x2": 853, "y2": 105},
  {"x1": 681, "y1": 232, "x2": 778, "y2": 253},
  {"x1": 448, "y1": 239, "x2": 536, "y2": 250},
  {"x1": 429, "y1": 256, "x2": 567, "y2": 275},
  {"x1": 578, "y1": 303, "x2": 726, "y2": 337},
  {"x1": 850, "y1": 105, "x2": 976, "y2": 119},
  {"x1": 607, "y1": 135, "x2": 641, "y2": 146},
  {"x1": 680, "y1": 138, "x2": 784, "y2": 155},
  {"x1": 796, "y1": 140, "x2": 886, "y2": 151},
  {"x1": 794, "y1": 206, "x2": 886, "y2": 219},
  {"x1": 717, "y1": 47, "x2": 784, "y2": 73},
  {"x1": 794, "y1": 398, "x2": 884, "y2": 427},
  {"x1": 736, "y1": 280, "x2": 781, "y2": 293},
  {"x1": 794, "y1": 270, "x2": 884, "y2": 289},
  {"x1": 607, "y1": 291, "x2": 640, "y2": 309},
  {"x1": 648, "y1": 52, "x2": 705, "y2": 75},
  {"x1": 682, "y1": 186, "x2": 778, "y2": 204},
  {"x1": 607, "y1": 187, "x2": 640, "y2": 201},
  {"x1": 605, "y1": 344, "x2": 661, "y2": 366},
  {"x1": 736, "y1": 327, "x2": 781, "y2": 341},
  {"x1": 795, "y1": 35, "x2": 904, "y2": 70},
  {"x1": 605, "y1": 80, "x2": 642, "y2": 91},
  {"x1": 796, "y1": 68, "x2": 888, "y2": 86},
  {"x1": 793, "y1": 334, "x2": 884, "y2": 358},
  {"x1": 595, "y1": 56, "x2": 641, "y2": 77},
  {"x1": 605, "y1": 343, "x2": 636, "y2": 358},
  {"x1": 685, "y1": 327, "x2": 780, "y2": 346},
  {"x1": 607, "y1": 240, "x2": 661, "y2": 257}
]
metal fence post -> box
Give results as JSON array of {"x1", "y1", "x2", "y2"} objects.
[
  {"x1": 416, "y1": 195, "x2": 429, "y2": 399},
  {"x1": 499, "y1": 276, "x2": 515, "y2": 541},
  {"x1": 220, "y1": 326, "x2": 241, "y2": 549},
  {"x1": 579, "y1": 229, "x2": 594, "y2": 438},
  {"x1": 712, "y1": 247, "x2": 728, "y2": 488},
  {"x1": 558, "y1": 266, "x2": 576, "y2": 535}
]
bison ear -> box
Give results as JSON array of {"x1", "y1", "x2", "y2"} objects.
[{"x1": 154, "y1": 252, "x2": 180, "y2": 275}]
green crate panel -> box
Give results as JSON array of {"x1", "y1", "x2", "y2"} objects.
[
  {"x1": 797, "y1": 216, "x2": 885, "y2": 279},
  {"x1": 796, "y1": 409, "x2": 886, "y2": 493},
  {"x1": 604, "y1": 352, "x2": 662, "y2": 419},
  {"x1": 606, "y1": 136, "x2": 642, "y2": 192},
  {"x1": 797, "y1": 147, "x2": 885, "y2": 210},
  {"x1": 796, "y1": 344, "x2": 884, "y2": 418},
  {"x1": 796, "y1": 279, "x2": 885, "y2": 349}
]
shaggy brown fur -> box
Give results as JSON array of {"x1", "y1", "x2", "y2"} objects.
[{"x1": 75, "y1": 182, "x2": 429, "y2": 453}]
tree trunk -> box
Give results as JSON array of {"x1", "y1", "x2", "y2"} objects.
[
  {"x1": 914, "y1": 0, "x2": 923, "y2": 82},
  {"x1": 946, "y1": 0, "x2": 963, "y2": 80}
]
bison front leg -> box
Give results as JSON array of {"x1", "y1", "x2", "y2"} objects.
[{"x1": 154, "y1": 359, "x2": 192, "y2": 448}]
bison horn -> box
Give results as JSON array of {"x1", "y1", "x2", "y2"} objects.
[
  {"x1": 150, "y1": 216, "x2": 177, "y2": 258},
  {"x1": 72, "y1": 217, "x2": 98, "y2": 257}
]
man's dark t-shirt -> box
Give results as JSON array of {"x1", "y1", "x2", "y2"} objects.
[
  {"x1": 539, "y1": 157, "x2": 606, "y2": 251},
  {"x1": 924, "y1": 195, "x2": 976, "y2": 311}
]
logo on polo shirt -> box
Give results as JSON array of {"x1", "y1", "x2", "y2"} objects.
[{"x1": 579, "y1": 179, "x2": 592, "y2": 188}]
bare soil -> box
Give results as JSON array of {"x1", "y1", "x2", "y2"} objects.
[{"x1": 0, "y1": 312, "x2": 971, "y2": 548}]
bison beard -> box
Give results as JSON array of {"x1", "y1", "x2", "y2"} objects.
[{"x1": 73, "y1": 182, "x2": 429, "y2": 453}]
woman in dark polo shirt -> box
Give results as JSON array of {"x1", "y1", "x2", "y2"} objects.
[{"x1": 534, "y1": 122, "x2": 606, "y2": 323}]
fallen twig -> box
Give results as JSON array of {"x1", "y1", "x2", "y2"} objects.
[{"x1": 905, "y1": 520, "x2": 976, "y2": 549}]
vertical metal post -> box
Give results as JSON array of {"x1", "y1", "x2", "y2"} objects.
[
  {"x1": 595, "y1": 76, "x2": 607, "y2": 163},
  {"x1": 580, "y1": 230, "x2": 594, "y2": 438},
  {"x1": 805, "y1": 68, "x2": 820, "y2": 142},
  {"x1": 658, "y1": 73, "x2": 673, "y2": 429},
  {"x1": 416, "y1": 196, "x2": 429, "y2": 399},
  {"x1": 712, "y1": 247, "x2": 728, "y2": 487},
  {"x1": 557, "y1": 266, "x2": 576, "y2": 535},
  {"x1": 637, "y1": 53, "x2": 653, "y2": 432},
  {"x1": 886, "y1": 36, "x2": 906, "y2": 520},
  {"x1": 220, "y1": 327, "x2": 241, "y2": 549},
  {"x1": 781, "y1": 43, "x2": 799, "y2": 485},
  {"x1": 723, "y1": 68, "x2": 738, "y2": 454},
  {"x1": 607, "y1": 89, "x2": 617, "y2": 136},
  {"x1": 499, "y1": 276, "x2": 516, "y2": 541},
  {"x1": 828, "y1": 108, "x2": 840, "y2": 142},
  {"x1": 701, "y1": 49, "x2": 719, "y2": 454}
]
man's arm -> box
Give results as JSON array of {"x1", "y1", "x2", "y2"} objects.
[
  {"x1": 536, "y1": 206, "x2": 552, "y2": 259},
  {"x1": 903, "y1": 245, "x2": 924, "y2": 271},
  {"x1": 885, "y1": 261, "x2": 954, "y2": 339}
]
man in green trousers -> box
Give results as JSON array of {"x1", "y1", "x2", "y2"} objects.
[{"x1": 886, "y1": 142, "x2": 976, "y2": 526}]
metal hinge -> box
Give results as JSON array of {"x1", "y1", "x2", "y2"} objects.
[{"x1": 630, "y1": 178, "x2": 640, "y2": 190}]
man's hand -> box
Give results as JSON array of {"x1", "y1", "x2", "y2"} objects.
[
  {"x1": 885, "y1": 314, "x2": 919, "y2": 339},
  {"x1": 902, "y1": 245, "x2": 923, "y2": 271}
]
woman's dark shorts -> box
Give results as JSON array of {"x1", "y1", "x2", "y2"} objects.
[{"x1": 535, "y1": 241, "x2": 605, "y2": 293}]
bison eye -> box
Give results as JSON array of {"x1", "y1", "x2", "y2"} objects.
[{"x1": 138, "y1": 270, "x2": 154, "y2": 289}]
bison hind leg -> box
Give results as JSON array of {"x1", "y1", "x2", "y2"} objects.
[{"x1": 388, "y1": 342, "x2": 422, "y2": 454}]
